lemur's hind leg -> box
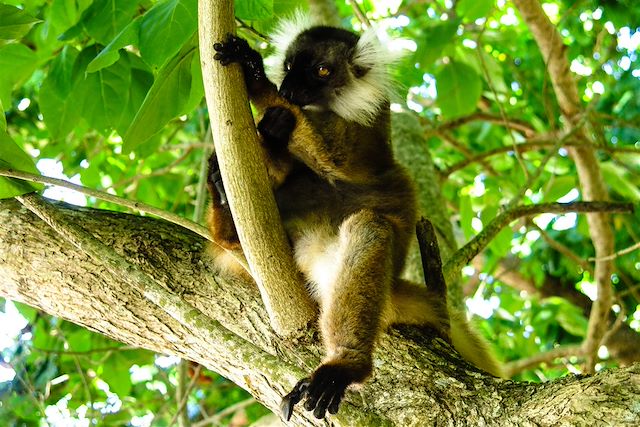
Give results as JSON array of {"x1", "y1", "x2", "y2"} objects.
[{"x1": 282, "y1": 210, "x2": 394, "y2": 420}]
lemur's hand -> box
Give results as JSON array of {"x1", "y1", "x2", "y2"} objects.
[
  {"x1": 257, "y1": 106, "x2": 296, "y2": 149},
  {"x1": 213, "y1": 34, "x2": 266, "y2": 84}
]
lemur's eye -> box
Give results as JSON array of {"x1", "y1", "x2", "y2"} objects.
[
  {"x1": 284, "y1": 61, "x2": 292, "y2": 72},
  {"x1": 316, "y1": 65, "x2": 331, "y2": 78}
]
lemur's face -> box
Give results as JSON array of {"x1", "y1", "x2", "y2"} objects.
[{"x1": 279, "y1": 27, "x2": 362, "y2": 108}]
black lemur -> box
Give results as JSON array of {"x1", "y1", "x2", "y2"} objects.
[{"x1": 207, "y1": 14, "x2": 501, "y2": 421}]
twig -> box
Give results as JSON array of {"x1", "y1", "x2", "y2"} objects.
[
  {"x1": 475, "y1": 24, "x2": 528, "y2": 179},
  {"x1": 443, "y1": 201, "x2": 635, "y2": 284},
  {"x1": 192, "y1": 398, "x2": 256, "y2": 427},
  {"x1": 503, "y1": 344, "x2": 583, "y2": 378},
  {"x1": 531, "y1": 222, "x2": 593, "y2": 273},
  {"x1": 169, "y1": 363, "x2": 201, "y2": 427},
  {"x1": 351, "y1": 1, "x2": 372, "y2": 28},
  {"x1": 436, "y1": 112, "x2": 536, "y2": 136},
  {"x1": 32, "y1": 345, "x2": 138, "y2": 355},
  {"x1": 438, "y1": 131, "x2": 499, "y2": 176},
  {"x1": 0, "y1": 168, "x2": 251, "y2": 275},
  {"x1": 442, "y1": 138, "x2": 640, "y2": 177},
  {"x1": 587, "y1": 240, "x2": 640, "y2": 262}
]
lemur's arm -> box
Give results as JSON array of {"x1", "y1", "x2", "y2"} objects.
[{"x1": 213, "y1": 35, "x2": 378, "y2": 185}]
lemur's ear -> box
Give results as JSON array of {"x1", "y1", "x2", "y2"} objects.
[
  {"x1": 265, "y1": 10, "x2": 316, "y2": 85},
  {"x1": 328, "y1": 27, "x2": 396, "y2": 126}
]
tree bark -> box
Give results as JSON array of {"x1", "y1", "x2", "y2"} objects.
[
  {"x1": 1, "y1": 199, "x2": 638, "y2": 426},
  {"x1": 198, "y1": 0, "x2": 315, "y2": 336}
]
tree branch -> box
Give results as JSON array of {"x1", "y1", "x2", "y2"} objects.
[
  {"x1": 198, "y1": 0, "x2": 314, "y2": 335},
  {"x1": 503, "y1": 345, "x2": 583, "y2": 378},
  {"x1": 2, "y1": 199, "x2": 639, "y2": 425},
  {"x1": 443, "y1": 202, "x2": 635, "y2": 283}
]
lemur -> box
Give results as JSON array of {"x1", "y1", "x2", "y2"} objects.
[{"x1": 207, "y1": 14, "x2": 501, "y2": 421}]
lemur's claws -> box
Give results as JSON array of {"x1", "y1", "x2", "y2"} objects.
[{"x1": 280, "y1": 378, "x2": 310, "y2": 421}]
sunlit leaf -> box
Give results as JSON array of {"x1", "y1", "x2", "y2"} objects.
[
  {"x1": 236, "y1": 0, "x2": 274, "y2": 20},
  {"x1": 435, "y1": 61, "x2": 482, "y2": 119},
  {"x1": 457, "y1": 0, "x2": 494, "y2": 22},
  {"x1": 87, "y1": 16, "x2": 142, "y2": 73},
  {"x1": 0, "y1": 4, "x2": 41, "y2": 40},
  {"x1": 123, "y1": 43, "x2": 199, "y2": 152},
  {"x1": 0, "y1": 132, "x2": 43, "y2": 198},
  {"x1": 79, "y1": 0, "x2": 140, "y2": 45},
  {"x1": 139, "y1": 0, "x2": 197, "y2": 68},
  {"x1": 0, "y1": 43, "x2": 38, "y2": 107}
]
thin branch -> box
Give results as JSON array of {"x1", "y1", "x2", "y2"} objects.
[
  {"x1": 531, "y1": 222, "x2": 593, "y2": 273},
  {"x1": 587, "y1": 240, "x2": 640, "y2": 262},
  {"x1": 0, "y1": 168, "x2": 251, "y2": 274},
  {"x1": 436, "y1": 112, "x2": 536, "y2": 136},
  {"x1": 443, "y1": 202, "x2": 635, "y2": 284},
  {"x1": 32, "y1": 345, "x2": 138, "y2": 355},
  {"x1": 170, "y1": 363, "x2": 201, "y2": 427},
  {"x1": 351, "y1": 1, "x2": 372, "y2": 28},
  {"x1": 192, "y1": 398, "x2": 256, "y2": 427},
  {"x1": 503, "y1": 344, "x2": 583, "y2": 378}
]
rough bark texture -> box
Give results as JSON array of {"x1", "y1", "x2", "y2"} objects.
[
  {"x1": 1, "y1": 199, "x2": 638, "y2": 426},
  {"x1": 198, "y1": 0, "x2": 315, "y2": 336}
]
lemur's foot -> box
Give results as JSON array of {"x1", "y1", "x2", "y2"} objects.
[
  {"x1": 281, "y1": 362, "x2": 370, "y2": 420},
  {"x1": 257, "y1": 106, "x2": 296, "y2": 148}
]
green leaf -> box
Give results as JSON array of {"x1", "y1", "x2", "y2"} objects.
[
  {"x1": 435, "y1": 61, "x2": 482, "y2": 119},
  {"x1": 460, "y1": 195, "x2": 475, "y2": 239},
  {"x1": 139, "y1": 0, "x2": 197, "y2": 68},
  {"x1": 0, "y1": 43, "x2": 38, "y2": 107},
  {"x1": 0, "y1": 98, "x2": 5, "y2": 132},
  {"x1": 80, "y1": 0, "x2": 140, "y2": 45},
  {"x1": 457, "y1": 0, "x2": 494, "y2": 22},
  {"x1": 40, "y1": 46, "x2": 82, "y2": 140},
  {"x1": 116, "y1": 57, "x2": 154, "y2": 135},
  {"x1": 601, "y1": 162, "x2": 640, "y2": 201},
  {"x1": 0, "y1": 4, "x2": 41, "y2": 40},
  {"x1": 413, "y1": 19, "x2": 460, "y2": 67},
  {"x1": 542, "y1": 175, "x2": 576, "y2": 202},
  {"x1": 73, "y1": 46, "x2": 132, "y2": 133},
  {"x1": 0, "y1": 132, "x2": 43, "y2": 199},
  {"x1": 236, "y1": 0, "x2": 274, "y2": 20},
  {"x1": 123, "y1": 44, "x2": 199, "y2": 152},
  {"x1": 104, "y1": 353, "x2": 132, "y2": 396},
  {"x1": 87, "y1": 16, "x2": 142, "y2": 73},
  {"x1": 545, "y1": 297, "x2": 588, "y2": 337}
]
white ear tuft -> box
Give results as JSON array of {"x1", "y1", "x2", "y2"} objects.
[
  {"x1": 265, "y1": 10, "x2": 317, "y2": 85},
  {"x1": 329, "y1": 27, "x2": 399, "y2": 126}
]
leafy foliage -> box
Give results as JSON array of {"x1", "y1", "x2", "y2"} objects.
[{"x1": 1, "y1": 0, "x2": 639, "y2": 425}]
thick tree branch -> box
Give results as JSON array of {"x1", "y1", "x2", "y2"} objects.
[
  {"x1": 1, "y1": 199, "x2": 639, "y2": 425},
  {"x1": 443, "y1": 202, "x2": 635, "y2": 283},
  {"x1": 513, "y1": 0, "x2": 617, "y2": 374},
  {"x1": 198, "y1": 0, "x2": 314, "y2": 335}
]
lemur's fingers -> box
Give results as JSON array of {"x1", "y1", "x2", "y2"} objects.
[
  {"x1": 257, "y1": 106, "x2": 296, "y2": 148},
  {"x1": 213, "y1": 34, "x2": 253, "y2": 66},
  {"x1": 280, "y1": 378, "x2": 310, "y2": 421}
]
